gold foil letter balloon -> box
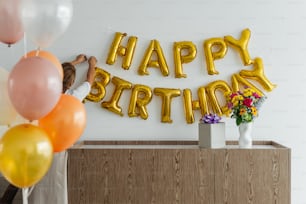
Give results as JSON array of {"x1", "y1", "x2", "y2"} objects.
[
  {"x1": 138, "y1": 40, "x2": 169, "y2": 76},
  {"x1": 106, "y1": 32, "x2": 138, "y2": 70},
  {"x1": 101, "y1": 77, "x2": 132, "y2": 116},
  {"x1": 203, "y1": 38, "x2": 228, "y2": 75},
  {"x1": 224, "y1": 28, "x2": 253, "y2": 66},
  {"x1": 86, "y1": 68, "x2": 111, "y2": 102},
  {"x1": 128, "y1": 84, "x2": 153, "y2": 120},
  {"x1": 153, "y1": 88, "x2": 181, "y2": 123},
  {"x1": 173, "y1": 41, "x2": 197, "y2": 78}
]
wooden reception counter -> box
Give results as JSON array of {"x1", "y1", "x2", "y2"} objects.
[{"x1": 67, "y1": 141, "x2": 290, "y2": 204}]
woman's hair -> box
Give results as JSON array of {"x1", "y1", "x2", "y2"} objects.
[{"x1": 62, "y1": 62, "x2": 76, "y2": 93}]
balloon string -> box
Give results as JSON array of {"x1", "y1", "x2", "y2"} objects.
[
  {"x1": 23, "y1": 32, "x2": 27, "y2": 58},
  {"x1": 28, "y1": 185, "x2": 35, "y2": 196},
  {"x1": 9, "y1": 41, "x2": 16, "y2": 62},
  {"x1": 22, "y1": 188, "x2": 28, "y2": 204},
  {"x1": 35, "y1": 47, "x2": 41, "y2": 56}
]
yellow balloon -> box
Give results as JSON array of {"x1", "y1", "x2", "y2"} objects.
[
  {"x1": 106, "y1": 32, "x2": 138, "y2": 70},
  {"x1": 203, "y1": 38, "x2": 228, "y2": 75},
  {"x1": 173, "y1": 41, "x2": 197, "y2": 78},
  {"x1": 138, "y1": 40, "x2": 169, "y2": 76},
  {"x1": 224, "y1": 28, "x2": 253, "y2": 66},
  {"x1": 128, "y1": 84, "x2": 153, "y2": 120},
  {"x1": 239, "y1": 57, "x2": 276, "y2": 91},
  {"x1": 231, "y1": 73, "x2": 264, "y2": 96},
  {"x1": 101, "y1": 76, "x2": 132, "y2": 116},
  {"x1": 0, "y1": 124, "x2": 53, "y2": 188},
  {"x1": 154, "y1": 88, "x2": 181, "y2": 123},
  {"x1": 205, "y1": 80, "x2": 232, "y2": 115},
  {"x1": 182, "y1": 89, "x2": 196, "y2": 124},
  {"x1": 86, "y1": 68, "x2": 111, "y2": 102}
]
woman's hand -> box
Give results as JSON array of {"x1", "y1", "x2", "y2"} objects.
[
  {"x1": 88, "y1": 56, "x2": 97, "y2": 67},
  {"x1": 71, "y1": 54, "x2": 87, "y2": 65}
]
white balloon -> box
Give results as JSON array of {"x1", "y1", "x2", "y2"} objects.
[
  {"x1": 0, "y1": 68, "x2": 17, "y2": 126},
  {"x1": 21, "y1": 0, "x2": 73, "y2": 48}
]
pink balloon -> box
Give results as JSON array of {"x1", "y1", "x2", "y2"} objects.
[
  {"x1": 8, "y1": 57, "x2": 62, "y2": 121},
  {"x1": 0, "y1": 0, "x2": 24, "y2": 45}
]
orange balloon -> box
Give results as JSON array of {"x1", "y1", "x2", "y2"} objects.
[
  {"x1": 38, "y1": 94, "x2": 86, "y2": 152},
  {"x1": 0, "y1": 124, "x2": 53, "y2": 188},
  {"x1": 24, "y1": 50, "x2": 63, "y2": 79}
]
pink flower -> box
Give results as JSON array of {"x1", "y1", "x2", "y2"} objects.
[
  {"x1": 252, "y1": 92, "x2": 260, "y2": 98},
  {"x1": 230, "y1": 93, "x2": 238, "y2": 99},
  {"x1": 243, "y1": 98, "x2": 253, "y2": 107},
  {"x1": 227, "y1": 102, "x2": 233, "y2": 109}
]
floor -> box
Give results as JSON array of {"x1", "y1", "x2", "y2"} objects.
[{"x1": 0, "y1": 176, "x2": 22, "y2": 204}]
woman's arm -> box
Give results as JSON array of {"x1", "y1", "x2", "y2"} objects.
[
  {"x1": 70, "y1": 54, "x2": 87, "y2": 66},
  {"x1": 86, "y1": 56, "x2": 97, "y2": 85}
]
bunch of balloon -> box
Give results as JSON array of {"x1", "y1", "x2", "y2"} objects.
[
  {"x1": 3, "y1": 53, "x2": 86, "y2": 203},
  {"x1": 0, "y1": 0, "x2": 24, "y2": 46},
  {"x1": 2, "y1": 54, "x2": 62, "y2": 204},
  {"x1": 0, "y1": 0, "x2": 75, "y2": 202}
]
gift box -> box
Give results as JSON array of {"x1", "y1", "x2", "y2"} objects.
[{"x1": 198, "y1": 122, "x2": 225, "y2": 148}]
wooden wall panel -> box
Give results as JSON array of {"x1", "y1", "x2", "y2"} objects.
[
  {"x1": 214, "y1": 149, "x2": 290, "y2": 204},
  {"x1": 68, "y1": 148, "x2": 215, "y2": 204},
  {"x1": 68, "y1": 141, "x2": 290, "y2": 204}
]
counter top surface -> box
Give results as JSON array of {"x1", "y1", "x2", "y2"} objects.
[{"x1": 70, "y1": 140, "x2": 289, "y2": 150}]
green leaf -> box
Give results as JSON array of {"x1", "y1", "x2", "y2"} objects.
[{"x1": 236, "y1": 118, "x2": 242, "y2": 126}]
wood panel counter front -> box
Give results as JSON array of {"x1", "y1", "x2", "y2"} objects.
[{"x1": 67, "y1": 141, "x2": 290, "y2": 204}]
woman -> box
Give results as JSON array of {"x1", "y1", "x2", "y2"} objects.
[
  {"x1": 62, "y1": 54, "x2": 96, "y2": 100},
  {"x1": 28, "y1": 54, "x2": 97, "y2": 204}
]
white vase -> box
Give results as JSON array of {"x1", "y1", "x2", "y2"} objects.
[{"x1": 238, "y1": 122, "x2": 253, "y2": 148}]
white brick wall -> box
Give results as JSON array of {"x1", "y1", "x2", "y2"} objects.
[{"x1": 0, "y1": 0, "x2": 304, "y2": 203}]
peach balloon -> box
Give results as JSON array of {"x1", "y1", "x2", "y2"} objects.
[
  {"x1": 39, "y1": 94, "x2": 86, "y2": 152},
  {"x1": 0, "y1": 0, "x2": 24, "y2": 45},
  {"x1": 8, "y1": 56, "x2": 62, "y2": 121},
  {"x1": 25, "y1": 50, "x2": 63, "y2": 79}
]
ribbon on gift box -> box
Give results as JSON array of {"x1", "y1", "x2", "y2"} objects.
[{"x1": 200, "y1": 113, "x2": 221, "y2": 124}]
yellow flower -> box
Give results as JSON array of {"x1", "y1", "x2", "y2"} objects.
[
  {"x1": 232, "y1": 95, "x2": 243, "y2": 104},
  {"x1": 239, "y1": 108, "x2": 247, "y2": 115},
  {"x1": 251, "y1": 107, "x2": 257, "y2": 116},
  {"x1": 233, "y1": 100, "x2": 239, "y2": 107}
]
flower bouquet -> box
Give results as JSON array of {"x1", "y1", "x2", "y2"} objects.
[
  {"x1": 226, "y1": 87, "x2": 266, "y2": 126},
  {"x1": 226, "y1": 87, "x2": 266, "y2": 148}
]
